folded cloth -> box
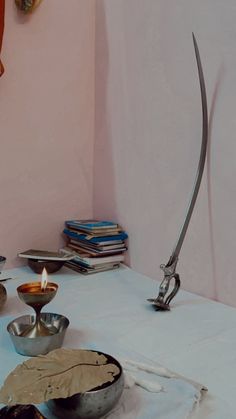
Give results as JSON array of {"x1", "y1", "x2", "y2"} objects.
[
  {"x1": 104, "y1": 360, "x2": 206, "y2": 419},
  {"x1": 120, "y1": 358, "x2": 206, "y2": 394}
]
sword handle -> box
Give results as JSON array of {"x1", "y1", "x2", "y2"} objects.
[
  {"x1": 147, "y1": 263, "x2": 181, "y2": 311},
  {"x1": 165, "y1": 274, "x2": 181, "y2": 306}
]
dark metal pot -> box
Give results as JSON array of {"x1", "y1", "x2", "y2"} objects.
[{"x1": 46, "y1": 351, "x2": 124, "y2": 419}]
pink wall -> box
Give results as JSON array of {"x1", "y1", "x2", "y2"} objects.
[
  {"x1": 0, "y1": 0, "x2": 95, "y2": 268},
  {"x1": 94, "y1": 0, "x2": 236, "y2": 307},
  {"x1": 2, "y1": 0, "x2": 236, "y2": 307}
]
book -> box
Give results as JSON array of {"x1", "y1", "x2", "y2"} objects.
[
  {"x1": 70, "y1": 239, "x2": 125, "y2": 250},
  {"x1": 65, "y1": 261, "x2": 120, "y2": 275},
  {"x1": 68, "y1": 243, "x2": 127, "y2": 256},
  {"x1": 66, "y1": 220, "x2": 118, "y2": 230},
  {"x1": 18, "y1": 249, "x2": 74, "y2": 261},
  {"x1": 66, "y1": 227, "x2": 122, "y2": 237},
  {"x1": 60, "y1": 247, "x2": 125, "y2": 266},
  {"x1": 63, "y1": 229, "x2": 128, "y2": 244}
]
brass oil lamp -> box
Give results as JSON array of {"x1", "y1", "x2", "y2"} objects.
[{"x1": 17, "y1": 268, "x2": 58, "y2": 338}]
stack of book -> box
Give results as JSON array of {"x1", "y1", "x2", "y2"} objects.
[{"x1": 61, "y1": 220, "x2": 128, "y2": 274}]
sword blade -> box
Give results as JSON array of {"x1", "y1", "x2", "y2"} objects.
[{"x1": 167, "y1": 33, "x2": 208, "y2": 267}]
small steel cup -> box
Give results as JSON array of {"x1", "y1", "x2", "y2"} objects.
[{"x1": 7, "y1": 312, "x2": 69, "y2": 356}]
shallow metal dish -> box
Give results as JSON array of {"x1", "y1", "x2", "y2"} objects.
[
  {"x1": 46, "y1": 350, "x2": 124, "y2": 419},
  {"x1": 7, "y1": 313, "x2": 69, "y2": 356}
]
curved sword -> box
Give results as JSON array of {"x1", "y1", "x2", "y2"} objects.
[{"x1": 148, "y1": 33, "x2": 208, "y2": 310}]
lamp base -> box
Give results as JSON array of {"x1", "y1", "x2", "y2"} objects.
[{"x1": 20, "y1": 318, "x2": 58, "y2": 338}]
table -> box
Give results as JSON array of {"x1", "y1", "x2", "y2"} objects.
[{"x1": 0, "y1": 265, "x2": 235, "y2": 418}]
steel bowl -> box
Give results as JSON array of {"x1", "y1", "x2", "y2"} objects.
[
  {"x1": 0, "y1": 256, "x2": 6, "y2": 273},
  {"x1": 0, "y1": 283, "x2": 7, "y2": 310},
  {"x1": 46, "y1": 351, "x2": 124, "y2": 419},
  {"x1": 7, "y1": 313, "x2": 69, "y2": 356},
  {"x1": 27, "y1": 259, "x2": 65, "y2": 274}
]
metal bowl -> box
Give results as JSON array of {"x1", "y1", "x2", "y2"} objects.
[
  {"x1": 0, "y1": 283, "x2": 7, "y2": 310},
  {"x1": 0, "y1": 256, "x2": 6, "y2": 273},
  {"x1": 27, "y1": 259, "x2": 65, "y2": 274},
  {"x1": 7, "y1": 313, "x2": 69, "y2": 356},
  {"x1": 46, "y1": 351, "x2": 124, "y2": 419}
]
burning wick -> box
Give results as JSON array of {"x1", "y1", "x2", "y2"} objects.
[{"x1": 41, "y1": 268, "x2": 48, "y2": 292}]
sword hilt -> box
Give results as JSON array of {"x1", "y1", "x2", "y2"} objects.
[{"x1": 147, "y1": 260, "x2": 181, "y2": 310}]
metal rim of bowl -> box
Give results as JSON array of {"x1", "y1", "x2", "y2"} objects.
[
  {"x1": 7, "y1": 313, "x2": 70, "y2": 356},
  {"x1": 7, "y1": 313, "x2": 70, "y2": 337}
]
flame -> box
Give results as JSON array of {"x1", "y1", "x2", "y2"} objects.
[{"x1": 41, "y1": 268, "x2": 48, "y2": 291}]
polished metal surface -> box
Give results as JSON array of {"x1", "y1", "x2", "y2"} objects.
[
  {"x1": 0, "y1": 256, "x2": 6, "y2": 273},
  {"x1": 0, "y1": 257, "x2": 7, "y2": 310},
  {"x1": 0, "y1": 283, "x2": 7, "y2": 310},
  {"x1": 17, "y1": 282, "x2": 58, "y2": 337},
  {"x1": 7, "y1": 312, "x2": 69, "y2": 356},
  {"x1": 46, "y1": 351, "x2": 124, "y2": 419},
  {"x1": 148, "y1": 33, "x2": 208, "y2": 311},
  {"x1": 28, "y1": 259, "x2": 65, "y2": 274}
]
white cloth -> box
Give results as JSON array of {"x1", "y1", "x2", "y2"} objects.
[
  {"x1": 107, "y1": 356, "x2": 206, "y2": 419},
  {"x1": 0, "y1": 267, "x2": 207, "y2": 419}
]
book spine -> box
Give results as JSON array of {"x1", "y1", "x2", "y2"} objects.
[
  {"x1": 63, "y1": 229, "x2": 128, "y2": 242},
  {"x1": 66, "y1": 220, "x2": 118, "y2": 229}
]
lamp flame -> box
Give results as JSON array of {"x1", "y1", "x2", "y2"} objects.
[{"x1": 41, "y1": 268, "x2": 48, "y2": 291}]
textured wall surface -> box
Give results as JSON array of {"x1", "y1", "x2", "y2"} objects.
[
  {"x1": 0, "y1": 0, "x2": 95, "y2": 267},
  {"x1": 94, "y1": 0, "x2": 236, "y2": 306}
]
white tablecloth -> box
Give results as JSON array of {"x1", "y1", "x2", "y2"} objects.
[{"x1": 0, "y1": 265, "x2": 234, "y2": 418}]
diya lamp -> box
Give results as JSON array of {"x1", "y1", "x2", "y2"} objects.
[
  {"x1": 7, "y1": 268, "x2": 69, "y2": 356},
  {"x1": 17, "y1": 268, "x2": 58, "y2": 338}
]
